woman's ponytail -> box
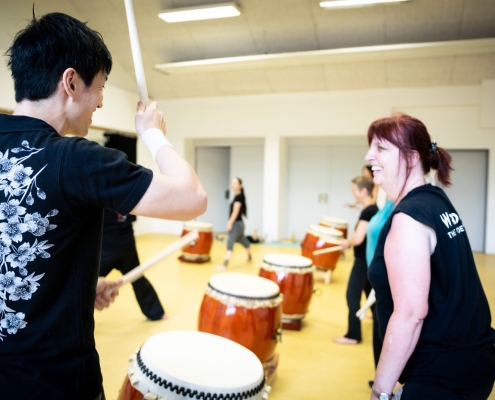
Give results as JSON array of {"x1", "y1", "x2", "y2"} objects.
[{"x1": 430, "y1": 144, "x2": 453, "y2": 187}]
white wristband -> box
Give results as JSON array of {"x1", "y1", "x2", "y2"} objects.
[{"x1": 141, "y1": 128, "x2": 173, "y2": 161}]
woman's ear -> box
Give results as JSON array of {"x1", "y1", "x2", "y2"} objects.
[{"x1": 408, "y1": 150, "x2": 420, "y2": 168}]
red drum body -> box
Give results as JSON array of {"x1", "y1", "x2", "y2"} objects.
[
  {"x1": 259, "y1": 254, "x2": 313, "y2": 326},
  {"x1": 117, "y1": 376, "x2": 142, "y2": 400},
  {"x1": 117, "y1": 331, "x2": 267, "y2": 400},
  {"x1": 319, "y1": 216, "x2": 348, "y2": 238},
  {"x1": 302, "y1": 225, "x2": 343, "y2": 271},
  {"x1": 198, "y1": 273, "x2": 282, "y2": 364},
  {"x1": 178, "y1": 221, "x2": 213, "y2": 263}
]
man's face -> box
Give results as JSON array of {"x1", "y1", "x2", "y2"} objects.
[{"x1": 67, "y1": 71, "x2": 106, "y2": 137}]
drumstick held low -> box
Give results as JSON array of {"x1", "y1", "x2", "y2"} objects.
[
  {"x1": 356, "y1": 289, "x2": 376, "y2": 321},
  {"x1": 104, "y1": 230, "x2": 199, "y2": 295},
  {"x1": 313, "y1": 246, "x2": 342, "y2": 256}
]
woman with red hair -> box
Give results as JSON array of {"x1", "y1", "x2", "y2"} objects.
[{"x1": 365, "y1": 114, "x2": 495, "y2": 400}]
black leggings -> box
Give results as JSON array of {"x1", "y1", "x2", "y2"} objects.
[
  {"x1": 344, "y1": 257, "x2": 372, "y2": 342},
  {"x1": 401, "y1": 381, "x2": 494, "y2": 400}
]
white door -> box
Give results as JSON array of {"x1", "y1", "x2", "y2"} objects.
[
  {"x1": 196, "y1": 147, "x2": 231, "y2": 233},
  {"x1": 443, "y1": 150, "x2": 487, "y2": 252},
  {"x1": 285, "y1": 144, "x2": 369, "y2": 240}
]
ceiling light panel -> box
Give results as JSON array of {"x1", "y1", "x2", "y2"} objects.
[
  {"x1": 320, "y1": 0, "x2": 411, "y2": 9},
  {"x1": 158, "y1": 2, "x2": 241, "y2": 23}
]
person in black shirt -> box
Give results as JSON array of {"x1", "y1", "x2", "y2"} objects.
[
  {"x1": 1, "y1": 12, "x2": 206, "y2": 399},
  {"x1": 333, "y1": 176, "x2": 378, "y2": 345},
  {"x1": 100, "y1": 211, "x2": 166, "y2": 320},
  {"x1": 220, "y1": 177, "x2": 252, "y2": 268},
  {"x1": 365, "y1": 113, "x2": 495, "y2": 400}
]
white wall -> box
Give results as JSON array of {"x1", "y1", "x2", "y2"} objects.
[{"x1": 159, "y1": 82, "x2": 495, "y2": 253}]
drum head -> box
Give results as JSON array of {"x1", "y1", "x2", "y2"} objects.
[
  {"x1": 183, "y1": 220, "x2": 213, "y2": 231},
  {"x1": 263, "y1": 253, "x2": 312, "y2": 269},
  {"x1": 320, "y1": 215, "x2": 348, "y2": 227},
  {"x1": 308, "y1": 224, "x2": 343, "y2": 240},
  {"x1": 132, "y1": 331, "x2": 265, "y2": 399},
  {"x1": 209, "y1": 273, "x2": 280, "y2": 299}
]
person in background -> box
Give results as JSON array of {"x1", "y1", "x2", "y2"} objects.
[
  {"x1": 333, "y1": 176, "x2": 378, "y2": 345},
  {"x1": 346, "y1": 165, "x2": 379, "y2": 209},
  {"x1": 100, "y1": 210, "x2": 166, "y2": 321},
  {"x1": 220, "y1": 177, "x2": 252, "y2": 268},
  {"x1": 366, "y1": 113, "x2": 494, "y2": 400}
]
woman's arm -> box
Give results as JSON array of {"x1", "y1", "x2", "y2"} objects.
[
  {"x1": 370, "y1": 212, "x2": 435, "y2": 399},
  {"x1": 341, "y1": 220, "x2": 369, "y2": 249},
  {"x1": 226, "y1": 201, "x2": 242, "y2": 231}
]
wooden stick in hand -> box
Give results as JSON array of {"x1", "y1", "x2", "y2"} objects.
[
  {"x1": 356, "y1": 289, "x2": 376, "y2": 321},
  {"x1": 105, "y1": 229, "x2": 199, "y2": 295},
  {"x1": 313, "y1": 246, "x2": 342, "y2": 256}
]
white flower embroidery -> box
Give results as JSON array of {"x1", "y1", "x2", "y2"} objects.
[
  {"x1": 0, "y1": 312, "x2": 27, "y2": 334},
  {"x1": 0, "y1": 141, "x2": 57, "y2": 341}
]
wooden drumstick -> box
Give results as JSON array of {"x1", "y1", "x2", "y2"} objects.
[
  {"x1": 356, "y1": 289, "x2": 376, "y2": 321},
  {"x1": 123, "y1": 0, "x2": 149, "y2": 104},
  {"x1": 313, "y1": 246, "x2": 342, "y2": 256},
  {"x1": 104, "y1": 230, "x2": 199, "y2": 295}
]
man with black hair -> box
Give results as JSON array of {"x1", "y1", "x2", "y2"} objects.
[{"x1": 0, "y1": 12, "x2": 206, "y2": 399}]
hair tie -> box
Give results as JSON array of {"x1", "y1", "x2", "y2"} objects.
[{"x1": 430, "y1": 140, "x2": 437, "y2": 154}]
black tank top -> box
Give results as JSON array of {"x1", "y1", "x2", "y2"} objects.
[{"x1": 369, "y1": 184, "x2": 495, "y2": 387}]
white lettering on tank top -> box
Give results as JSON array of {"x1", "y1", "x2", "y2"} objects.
[{"x1": 440, "y1": 211, "x2": 465, "y2": 239}]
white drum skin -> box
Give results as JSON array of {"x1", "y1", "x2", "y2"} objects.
[{"x1": 117, "y1": 330, "x2": 268, "y2": 400}]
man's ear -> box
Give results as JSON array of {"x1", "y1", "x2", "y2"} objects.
[{"x1": 61, "y1": 68, "x2": 78, "y2": 98}]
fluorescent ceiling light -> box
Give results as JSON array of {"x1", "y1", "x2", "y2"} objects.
[
  {"x1": 158, "y1": 2, "x2": 241, "y2": 23},
  {"x1": 320, "y1": 0, "x2": 410, "y2": 9}
]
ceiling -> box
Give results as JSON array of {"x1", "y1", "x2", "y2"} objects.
[{"x1": 0, "y1": 0, "x2": 494, "y2": 99}]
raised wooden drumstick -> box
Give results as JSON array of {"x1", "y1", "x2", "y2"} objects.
[
  {"x1": 124, "y1": 0, "x2": 149, "y2": 104},
  {"x1": 313, "y1": 246, "x2": 342, "y2": 256},
  {"x1": 105, "y1": 230, "x2": 199, "y2": 295}
]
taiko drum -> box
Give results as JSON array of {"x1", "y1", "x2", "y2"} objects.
[
  {"x1": 198, "y1": 273, "x2": 282, "y2": 364},
  {"x1": 117, "y1": 330, "x2": 267, "y2": 400},
  {"x1": 302, "y1": 224, "x2": 343, "y2": 270},
  {"x1": 178, "y1": 221, "x2": 213, "y2": 263},
  {"x1": 319, "y1": 215, "x2": 348, "y2": 238},
  {"x1": 259, "y1": 253, "x2": 314, "y2": 326}
]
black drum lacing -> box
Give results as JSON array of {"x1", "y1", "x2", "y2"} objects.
[
  {"x1": 136, "y1": 349, "x2": 266, "y2": 400},
  {"x1": 208, "y1": 283, "x2": 280, "y2": 301}
]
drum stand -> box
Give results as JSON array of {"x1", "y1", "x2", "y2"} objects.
[
  {"x1": 178, "y1": 253, "x2": 210, "y2": 263},
  {"x1": 314, "y1": 267, "x2": 333, "y2": 284},
  {"x1": 263, "y1": 352, "x2": 280, "y2": 386},
  {"x1": 282, "y1": 314, "x2": 304, "y2": 331}
]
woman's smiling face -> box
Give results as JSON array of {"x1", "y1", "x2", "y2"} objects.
[{"x1": 365, "y1": 137, "x2": 406, "y2": 201}]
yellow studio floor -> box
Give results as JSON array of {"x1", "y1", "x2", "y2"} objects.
[{"x1": 95, "y1": 234, "x2": 495, "y2": 400}]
